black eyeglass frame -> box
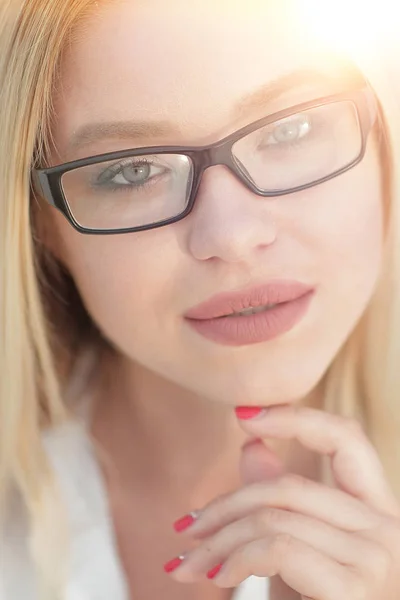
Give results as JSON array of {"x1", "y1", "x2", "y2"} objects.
[{"x1": 32, "y1": 86, "x2": 377, "y2": 235}]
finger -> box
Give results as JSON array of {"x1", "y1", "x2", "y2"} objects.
[
  {"x1": 211, "y1": 534, "x2": 364, "y2": 600},
  {"x1": 240, "y1": 438, "x2": 286, "y2": 484},
  {"x1": 236, "y1": 405, "x2": 400, "y2": 516},
  {"x1": 270, "y1": 576, "x2": 301, "y2": 600},
  {"x1": 184, "y1": 475, "x2": 377, "y2": 539},
  {"x1": 169, "y1": 506, "x2": 380, "y2": 583}
]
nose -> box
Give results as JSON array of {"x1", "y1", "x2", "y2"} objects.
[{"x1": 185, "y1": 165, "x2": 277, "y2": 263}]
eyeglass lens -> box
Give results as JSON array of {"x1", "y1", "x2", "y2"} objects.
[{"x1": 60, "y1": 100, "x2": 362, "y2": 231}]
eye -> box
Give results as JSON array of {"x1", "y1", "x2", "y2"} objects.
[
  {"x1": 96, "y1": 159, "x2": 166, "y2": 188},
  {"x1": 267, "y1": 114, "x2": 312, "y2": 145},
  {"x1": 116, "y1": 162, "x2": 151, "y2": 185}
]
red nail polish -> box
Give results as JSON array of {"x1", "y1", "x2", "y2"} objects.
[
  {"x1": 164, "y1": 556, "x2": 185, "y2": 573},
  {"x1": 173, "y1": 512, "x2": 197, "y2": 533},
  {"x1": 207, "y1": 564, "x2": 223, "y2": 579},
  {"x1": 235, "y1": 406, "x2": 263, "y2": 420}
]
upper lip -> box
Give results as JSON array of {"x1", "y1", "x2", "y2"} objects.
[{"x1": 184, "y1": 280, "x2": 315, "y2": 320}]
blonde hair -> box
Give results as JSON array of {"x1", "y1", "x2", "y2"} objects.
[{"x1": 1, "y1": 0, "x2": 400, "y2": 597}]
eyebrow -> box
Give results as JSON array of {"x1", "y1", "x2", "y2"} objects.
[{"x1": 66, "y1": 67, "x2": 360, "y2": 154}]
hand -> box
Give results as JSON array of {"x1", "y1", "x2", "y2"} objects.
[{"x1": 164, "y1": 405, "x2": 400, "y2": 600}]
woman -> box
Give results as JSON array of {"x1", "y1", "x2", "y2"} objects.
[{"x1": 1, "y1": 0, "x2": 400, "y2": 598}]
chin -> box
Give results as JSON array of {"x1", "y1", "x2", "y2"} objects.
[{"x1": 200, "y1": 365, "x2": 327, "y2": 408}]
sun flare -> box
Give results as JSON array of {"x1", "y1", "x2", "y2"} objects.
[{"x1": 299, "y1": 0, "x2": 396, "y2": 59}]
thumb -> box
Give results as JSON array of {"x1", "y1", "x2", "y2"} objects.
[
  {"x1": 240, "y1": 439, "x2": 302, "y2": 600},
  {"x1": 239, "y1": 438, "x2": 286, "y2": 485}
]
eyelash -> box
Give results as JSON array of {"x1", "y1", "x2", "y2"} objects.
[{"x1": 94, "y1": 157, "x2": 157, "y2": 192}]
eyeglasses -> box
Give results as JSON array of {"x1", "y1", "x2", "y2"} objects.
[{"x1": 33, "y1": 86, "x2": 377, "y2": 235}]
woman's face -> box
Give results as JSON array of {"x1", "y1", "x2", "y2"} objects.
[{"x1": 47, "y1": 0, "x2": 384, "y2": 406}]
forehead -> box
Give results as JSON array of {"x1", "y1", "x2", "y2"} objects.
[{"x1": 53, "y1": 0, "x2": 358, "y2": 157}]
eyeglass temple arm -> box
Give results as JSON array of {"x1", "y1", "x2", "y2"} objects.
[{"x1": 31, "y1": 168, "x2": 57, "y2": 207}]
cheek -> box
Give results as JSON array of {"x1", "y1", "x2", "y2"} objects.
[
  {"x1": 51, "y1": 214, "x2": 182, "y2": 353},
  {"x1": 313, "y1": 160, "x2": 383, "y2": 308},
  {"x1": 293, "y1": 149, "x2": 384, "y2": 359}
]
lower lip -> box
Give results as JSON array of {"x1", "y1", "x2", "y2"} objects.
[{"x1": 186, "y1": 291, "x2": 314, "y2": 346}]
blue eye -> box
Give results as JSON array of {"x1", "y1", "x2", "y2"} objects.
[
  {"x1": 96, "y1": 158, "x2": 166, "y2": 189},
  {"x1": 266, "y1": 115, "x2": 312, "y2": 145}
]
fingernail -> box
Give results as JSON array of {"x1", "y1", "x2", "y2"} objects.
[
  {"x1": 207, "y1": 564, "x2": 223, "y2": 579},
  {"x1": 235, "y1": 406, "x2": 265, "y2": 420},
  {"x1": 173, "y1": 511, "x2": 199, "y2": 533},
  {"x1": 164, "y1": 555, "x2": 185, "y2": 573}
]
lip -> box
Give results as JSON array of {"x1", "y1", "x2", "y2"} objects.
[
  {"x1": 184, "y1": 280, "x2": 315, "y2": 346},
  {"x1": 185, "y1": 281, "x2": 314, "y2": 320}
]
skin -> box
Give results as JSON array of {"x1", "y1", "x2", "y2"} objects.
[
  {"x1": 50, "y1": 1, "x2": 383, "y2": 409},
  {"x1": 171, "y1": 407, "x2": 400, "y2": 600},
  {"x1": 41, "y1": 0, "x2": 400, "y2": 598}
]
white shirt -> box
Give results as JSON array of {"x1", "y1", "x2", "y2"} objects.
[{"x1": 1, "y1": 419, "x2": 270, "y2": 599}]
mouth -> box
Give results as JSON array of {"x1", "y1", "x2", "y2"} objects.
[
  {"x1": 218, "y1": 303, "x2": 279, "y2": 318},
  {"x1": 184, "y1": 280, "x2": 315, "y2": 346}
]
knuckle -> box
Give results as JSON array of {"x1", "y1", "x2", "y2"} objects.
[
  {"x1": 200, "y1": 490, "x2": 232, "y2": 522},
  {"x1": 255, "y1": 508, "x2": 287, "y2": 532},
  {"x1": 370, "y1": 546, "x2": 392, "y2": 582},
  {"x1": 207, "y1": 490, "x2": 231, "y2": 512},
  {"x1": 381, "y1": 516, "x2": 400, "y2": 549},
  {"x1": 271, "y1": 532, "x2": 297, "y2": 558},
  {"x1": 248, "y1": 512, "x2": 267, "y2": 537},
  {"x1": 341, "y1": 416, "x2": 366, "y2": 439},
  {"x1": 359, "y1": 541, "x2": 391, "y2": 582},
  {"x1": 347, "y1": 575, "x2": 369, "y2": 600},
  {"x1": 279, "y1": 473, "x2": 310, "y2": 492}
]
